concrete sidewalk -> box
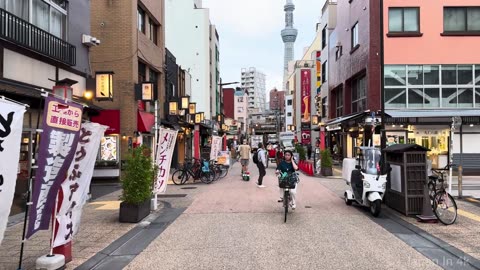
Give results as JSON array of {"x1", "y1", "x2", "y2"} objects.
[{"x1": 318, "y1": 176, "x2": 480, "y2": 263}]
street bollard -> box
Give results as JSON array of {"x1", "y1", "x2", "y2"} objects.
[{"x1": 458, "y1": 165, "x2": 463, "y2": 199}]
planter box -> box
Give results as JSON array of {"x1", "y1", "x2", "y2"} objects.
[
  {"x1": 119, "y1": 199, "x2": 151, "y2": 223},
  {"x1": 321, "y1": 167, "x2": 333, "y2": 177}
]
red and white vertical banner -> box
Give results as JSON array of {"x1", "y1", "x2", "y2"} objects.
[
  {"x1": 154, "y1": 128, "x2": 178, "y2": 194},
  {"x1": 0, "y1": 100, "x2": 26, "y2": 245},
  {"x1": 27, "y1": 96, "x2": 83, "y2": 238},
  {"x1": 210, "y1": 136, "x2": 222, "y2": 161},
  {"x1": 53, "y1": 123, "x2": 107, "y2": 247}
]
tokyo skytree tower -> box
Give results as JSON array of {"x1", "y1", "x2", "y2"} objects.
[{"x1": 281, "y1": 0, "x2": 297, "y2": 91}]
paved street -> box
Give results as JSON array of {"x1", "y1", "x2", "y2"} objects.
[
  {"x1": 124, "y1": 162, "x2": 441, "y2": 270},
  {"x1": 3, "y1": 162, "x2": 480, "y2": 269}
]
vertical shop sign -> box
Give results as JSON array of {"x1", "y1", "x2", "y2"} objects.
[
  {"x1": 53, "y1": 123, "x2": 107, "y2": 247},
  {"x1": 154, "y1": 128, "x2": 178, "y2": 194},
  {"x1": 210, "y1": 136, "x2": 222, "y2": 161},
  {"x1": 27, "y1": 96, "x2": 83, "y2": 238},
  {"x1": 0, "y1": 100, "x2": 25, "y2": 244},
  {"x1": 301, "y1": 69, "x2": 311, "y2": 124}
]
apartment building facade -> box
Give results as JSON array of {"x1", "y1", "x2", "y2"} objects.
[
  {"x1": 383, "y1": 0, "x2": 480, "y2": 172},
  {"x1": 326, "y1": 0, "x2": 381, "y2": 158},
  {"x1": 0, "y1": 0, "x2": 94, "y2": 215},
  {"x1": 241, "y1": 67, "x2": 266, "y2": 114},
  {"x1": 90, "y1": 0, "x2": 166, "y2": 178}
]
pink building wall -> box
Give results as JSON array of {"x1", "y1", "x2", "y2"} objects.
[{"x1": 384, "y1": 0, "x2": 480, "y2": 65}]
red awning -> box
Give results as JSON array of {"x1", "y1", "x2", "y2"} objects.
[
  {"x1": 138, "y1": 111, "x2": 155, "y2": 133},
  {"x1": 90, "y1": 110, "x2": 120, "y2": 135}
]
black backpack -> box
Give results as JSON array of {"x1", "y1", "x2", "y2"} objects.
[{"x1": 252, "y1": 150, "x2": 259, "y2": 164}]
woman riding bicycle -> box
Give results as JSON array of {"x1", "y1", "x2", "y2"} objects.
[{"x1": 276, "y1": 150, "x2": 299, "y2": 209}]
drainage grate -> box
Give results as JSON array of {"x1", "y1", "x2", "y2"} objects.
[
  {"x1": 180, "y1": 187, "x2": 198, "y2": 190},
  {"x1": 305, "y1": 206, "x2": 312, "y2": 209},
  {"x1": 157, "y1": 194, "x2": 187, "y2": 198}
]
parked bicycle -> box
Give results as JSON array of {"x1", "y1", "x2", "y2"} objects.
[
  {"x1": 171, "y1": 158, "x2": 215, "y2": 185},
  {"x1": 427, "y1": 164, "x2": 458, "y2": 225},
  {"x1": 278, "y1": 172, "x2": 299, "y2": 223},
  {"x1": 210, "y1": 159, "x2": 229, "y2": 181}
]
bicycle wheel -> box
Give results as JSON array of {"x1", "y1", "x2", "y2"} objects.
[
  {"x1": 200, "y1": 171, "x2": 215, "y2": 184},
  {"x1": 220, "y1": 165, "x2": 229, "y2": 179},
  {"x1": 433, "y1": 192, "x2": 457, "y2": 225},
  {"x1": 284, "y1": 189, "x2": 289, "y2": 223},
  {"x1": 172, "y1": 169, "x2": 187, "y2": 185}
]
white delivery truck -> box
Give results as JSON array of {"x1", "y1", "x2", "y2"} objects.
[
  {"x1": 250, "y1": 135, "x2": 263, "y2": 150},
  {"x1": 279, "y1": 132, "x2": 295, "y2": 151}
]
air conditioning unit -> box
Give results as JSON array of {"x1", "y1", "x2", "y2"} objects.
[{"x1": 82, "y1": 34, "x2": 101, "y2": 47}]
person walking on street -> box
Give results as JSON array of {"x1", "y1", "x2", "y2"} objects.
[
  {"x1": 256, "y1": 142, "x2": 267, "y2": 188},
  {"x1": 238, "y1": 140, "x2": 251, "y2": 174}
]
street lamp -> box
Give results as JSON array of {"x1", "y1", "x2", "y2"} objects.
[
  {"x1": 169, "y1": 100, "x2": 178, "y2": 115},
  {"x1": 189, "y1": 102, "x2": 196, "y2": 115},
  {"x1": 181, "y1": 96, "x2": 190, "y2": 110},
  {"x1": 217, "y1": 113, "x2": 224, "y2": 125}
]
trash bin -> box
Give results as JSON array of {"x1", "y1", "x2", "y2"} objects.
[{"x1": 383, "y1": 144, "x2": 429, "y2": 216}]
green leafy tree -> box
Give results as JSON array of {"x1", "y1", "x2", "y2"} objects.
[
  {"x1": 121, "y1": 146, "x2": 154, "y2": 205},
  {"x1": 320, "y1": 150, "x2": 333, "y2": 168}
]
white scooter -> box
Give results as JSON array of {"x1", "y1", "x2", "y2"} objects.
[{"x1": 344, "y1": 146, "x2": 387, "y2": 217}]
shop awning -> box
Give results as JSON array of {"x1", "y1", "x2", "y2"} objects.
[
  {"x1": 91, "y1": 109, "x2": 120, "y2": 135},
  {"x1": 138, "y1": 111, "x2": 155, "y2": 133},
  {"x1": 386, "y1": 109, "x2": 480, "y2": 118},
  {"x1": 160, "y1": 119, "x2": 181, "y2": 130},
  {"x1": 326, "y1": 112, "x2": 366, "y2": 126}
]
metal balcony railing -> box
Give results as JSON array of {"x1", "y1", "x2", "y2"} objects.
[{"x1": 0, "y1": 8, "x2": 76, "y2": 66}]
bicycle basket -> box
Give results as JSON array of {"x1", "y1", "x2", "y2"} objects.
[
  {"x1": 201, "y1": 161, "x2": 210, "y2": 172},
  {"x1": 278, "y1": 173, "x2": 297, "y2": 189}
]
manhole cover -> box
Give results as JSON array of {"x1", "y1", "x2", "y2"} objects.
[
  {"x1": 181, "y1": 187, "x2": 197, "y2": 190},
  {"x1": 157, "y1": 194, "x2": 187, "y2": 198},
  {"x1": 305, "y1": 206, "x2": 312, "y2": 209}
]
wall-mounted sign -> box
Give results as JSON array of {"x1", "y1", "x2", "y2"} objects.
[
  {"x1": 141, "y1": 83, "x2": 154, "y2": 101},
  {"x1": 95, "y1": 72, "x2": 114, "y2": 101}
]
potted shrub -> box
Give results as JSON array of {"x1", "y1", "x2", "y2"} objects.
[
  {"x1": 320, "y1": 150, "x2": 333, "y2": 176},
  {"x1": 119, "y1": 145, "x2": 153, "y2": 223},
  {"x1": 295, "y1": 144, "x2": 306, "y2": 161}
]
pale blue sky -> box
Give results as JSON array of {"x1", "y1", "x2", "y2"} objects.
[{"x1": 203, "y1": 0, "x2": 323, "y2": 99}]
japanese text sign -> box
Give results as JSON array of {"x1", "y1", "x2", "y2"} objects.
[
  {"x1": 154, "y1": 128, "x2": 178, "y2": 194},
  {"x1": 0, "y1": 100, "x2": 25, "y2": 245},
  {"x1": 54, "y1": 123, "x2": 107, "y2": 247},
  {"x1": 27, "y1": 96, "x2": 82, "y2": 238}
]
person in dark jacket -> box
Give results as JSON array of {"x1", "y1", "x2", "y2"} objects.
[{"x1": 276, "y1": 150, "x2": 299, "y2": 209}]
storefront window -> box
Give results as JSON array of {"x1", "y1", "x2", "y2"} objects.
[
  {"x1": 442, "y1": 88, "x2": 457, "y2": 107},
  {"x1": 424, "y1": 88, "x2": 440, "y2": 108},
  {"x1": 385, "y1": 65, "x2": 406, "y2": 86},
  {"x1": 407, "y1": 65, "x2": 423, "y2": 85},
  {"x1": 458, "y1": 88, "x2": 474, "y2": 108},
  {"x1": 475, "y1": 66, "x2": 480, "y2": 85},
  {"x1": 386, "y1": 65, "x2": 478, "y2": 109},
  {"x1": 408, "y1": 88, "x2": 423, "y2": 108},
  {"x1": 100, "y1": 136, "x2": 118, "y2": 161},
  {"x1": 442, "y1": 65, "x2": 457, "y2": 85},
  {"x1": 385, "y1": 88, "x2": 406, "y2": 108},
  {"x1": 424, "y1": 65, "x2": 440, "y2": 85},
  {"x1": 458, "y1": 65, "x2": 473, "y2": 85}
]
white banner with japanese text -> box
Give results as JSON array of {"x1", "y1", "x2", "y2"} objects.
[
  {"x1": 210, "y1": 136, "x2": 222, "y2": 161},
  {"x1": 154, "y1": 128, "x2": 178, "y2": 194},
  {"x1": 0, "y1": 100, "x2": 25, "y2": 245},
  {"x1": 53, "y1": 123, "x2": 107, "y2": 247}
]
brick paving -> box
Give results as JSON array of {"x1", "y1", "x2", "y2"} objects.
[{"x1": 0, "y1": 190, "x2": 136, "y2": 270}]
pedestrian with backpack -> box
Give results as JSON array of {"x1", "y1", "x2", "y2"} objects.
[{"x1": 253, "y1": 142, "x2": 267, "y2": 188}]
